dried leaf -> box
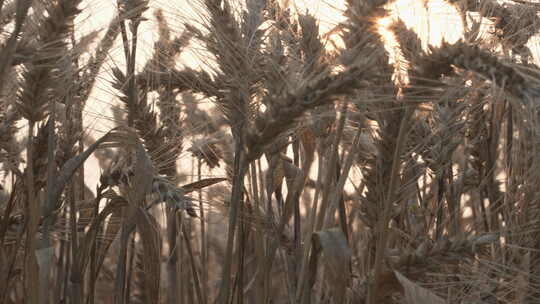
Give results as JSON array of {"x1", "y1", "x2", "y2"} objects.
[
  {"x1": 37, "y1": 246, "x2": 54, "y2": 300},
  {"x1": 394, "y1": 271, "x2": 446, "y2": 304},
  {"x1": 73, "y1": 194, "x2": 128, "y2": 279},
  {"x1": 136, "y1": 209, "x2": 161, "y2": 304},
  {"x1": 313, "y1": 227, "x2": 351, "y2": 303},
  {"x1": 50, "y1": 128, "x2": 134, "y2": 211},
  {"x1": 300, "y1": 128, "x2": 316, "y2": 158},
  {"x1": 36, "y1": 246, "x2": 53, "y2": 270},
  {"x1": 127, "y1": 141, "x2": 154, "y2": 207},
  {"x1": 181, "y1": 177, "x2": 227, "y2": 194}
]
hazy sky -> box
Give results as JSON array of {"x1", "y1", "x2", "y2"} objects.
[
  {"x1": 77, "y1": 0, "x2": 467, "y2": 135},
  {"x1": 73, "y1": 0, "x2": 538, "y2": 187}
]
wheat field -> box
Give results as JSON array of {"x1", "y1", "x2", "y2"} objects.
[{"x1": 2, "y1": 0, "x2": 540, "y2": 303}]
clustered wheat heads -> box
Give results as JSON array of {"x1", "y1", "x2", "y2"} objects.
[{"x1": 4, "y1": 0, "x2": 540, "y2": 303}]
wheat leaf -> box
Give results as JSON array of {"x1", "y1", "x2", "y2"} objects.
[
  {"x1": 135, "y1": 209, "x2": 161, "y2": 304},
  {"x1": 313, "y1": 227, "x2": 351, "y2": 303},
  {"x1": 394, "y1": 271, "x2": 446, "y2": 304},
  {"x1": 180, "y1": 177, "x2": 227, "y2": 194}
]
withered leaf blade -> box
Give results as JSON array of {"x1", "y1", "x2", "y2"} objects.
[
  {"x1": 50, "y1": 128, "x2": 126, "y2": 210},
  {"x1": 128, "y1": 141, "x2": 155, "y2": 206},
  {"x1": 181, "y1": 177, "x2": 227, "y2": 194},
  {"x1": 136, "y1": 208, "x2": 161, "y2": 304},
  {"x1": 394, "y1": 271, "x2": 445, "y2": 304},
  {"x1": 313, "y1": 227, "x2": 351, "y2": 303},
  {"x1": 73, "y1": 193, "x2": 128, "y2": 278}
]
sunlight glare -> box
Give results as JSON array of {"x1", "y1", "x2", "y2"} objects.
[
  {"x1": 294, "y1": 0, "x2": 465, "y2": 54},
  {"x1": 385, "y1": 0, "x2": 464, "y2": 48}
]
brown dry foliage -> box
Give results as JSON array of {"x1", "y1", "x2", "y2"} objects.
[{"x1": 2, "y1": 0, "x2": 540, "y2": 303}]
